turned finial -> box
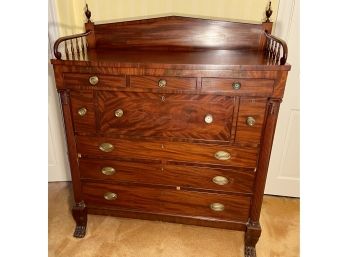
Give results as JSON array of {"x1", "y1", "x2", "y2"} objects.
[
  {"x1": 265, "y1": 1, "x2": 273, "y2": 22},
  {"x1": 85, "y1": 4, "x2": 91, "y2": 22}
]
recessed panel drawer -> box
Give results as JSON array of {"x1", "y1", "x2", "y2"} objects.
[
  {"x1": 235, "y1": 98, "x2": 267, "y2": 144},
  {"x1": 63, "y1": 73, "x2": 126, "y2": 89},
  {"x1": 130, "y1": 76, "x2": 196, "y2": 90},
  {"x1": 76, "y1": 136, "x2": 258, "y2": 168},
  {"x1": 79, "y1": 159, "x2": 255, "y2": 194},
  {"x1": 82, "y1": 182, "x2": 251, "y2": 222},
  {"x1": 98, "y1": 91, "x2": 234, "y2": 141},
  {"x1": 202, "y1": 78, "x2": 274, "y2": 96}
]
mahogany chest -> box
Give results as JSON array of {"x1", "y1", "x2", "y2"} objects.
[{"x1": 51, "y1": 6, "x2": 290, "y2": 257}]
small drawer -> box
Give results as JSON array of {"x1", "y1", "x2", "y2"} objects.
[
  {"x1": 235, "y1": 98, "x2": 267, "y2": 144},
  {"x1": 76, "y1": 136, "x2": 258, "y2": 168},
  {"x1": 202, "y1": 78, "x2": 274, "y2": 96},
  {"x1": 63, "y1": 73, "x2": 126, "y2": 89},
  {"x1": 79, "y1": 159, "x2": 255, "y2": 194},
  {"x1": 70, "y1": 90, "x2": 96, "y2": 133},
  {"x1": 130, "y1": 76, "x2": 196, "y2": 90},
  {"x1": 82, "y1": 182, "x2": 251, "y2": 222}
]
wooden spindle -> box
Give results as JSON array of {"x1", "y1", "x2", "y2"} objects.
[
  {"x1": 76, "y1": 37, "x2": 80, "y2": 60},
  {"x1": 81, "y1": 37, "x2": 85, "y2": 60},
  {"x1": 276, "y1": 43, "x2": 281, "y2": 63},
  {"x1": 65, "y1": 40, "x2": 69, "y2": 60},
  {"x1": 70, "y1": 39, "x2": 75, "y2": 60}
]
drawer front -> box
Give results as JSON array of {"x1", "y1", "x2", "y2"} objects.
[
  {"x1": 202, "y1": 78, "x2": 274, "y2": 96},
  {"x1": 79, "y1": 159, "x2": 255, "y2": 194},
  {"x1": 235, "y1": 98, "x2": 267, "y2": 144},
  {"x1": 130, "y1": 76, "x2": 196, "y2": 90},
  {"x1": 70, "y1": 90, "x2": 96, "y2": 133},
  {"x1": 98, "y1": 92, "x2": 234, "y2": 141},
  {"x1": 63, "y1": 73, "x2": 126, "y2": 89},
  {"x1": 82, "y1": 182, "x2": 251, "y2": 222},
  {"x1": 76, "y1": 136, "x2": 258, "y2": 168}
]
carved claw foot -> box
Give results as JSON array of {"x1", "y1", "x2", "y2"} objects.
[
  {"x1": 245, "y1": 246, "x2": 256, "y2": 257},
  {"x1": 73, "y1": 225, "x2": 86, "y2": 238}
]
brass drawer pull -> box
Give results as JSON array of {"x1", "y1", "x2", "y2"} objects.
[
  {"x1": 99, "y1": 143, "x2": 114, "y2": 152},
  {"x1": 101, "y1": 167, "x2": 116, "y2": 176},
  {"x1": 204, "y1": 114, "x2": 213, "y2": 124},
  {"x1": 89, "y1": 75, "x2": 99, "y2": 85},
  {"x1": 214, "y1": 151, "x2": 231, "y2": 161},
  {"x1": 232, "y1": 82, "x2": 241, "y2": 90},
  {"x1": 212, "y1": 176, "x2": 229, "y2": 185},
  {"x1": 246, "y1": 116, "x2": 256, "y2": 126},
  {"x1": 158, "y1": 79, "x2": 167, "y2": 88},
  {"x1": 114, "y1": 109, "x2": 124, "y2": 118},
  {"x1": 210, "y1": 203, "x2": 225, "y2": 212},
  {"x1": 77, "y1": 107, "x2": 87, "y2": 116},
  {"x1": 104, "y1": 192, "x2": 118, "y2": 200}
]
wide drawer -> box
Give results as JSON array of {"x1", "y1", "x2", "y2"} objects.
[
  {"x1": 130, "y1": 76, "x2": 196, "y2": 90},
  {"x1": 202, "y1": 78, "x2": 274, "y2": 96},
  {"x1": 63, "y1": 73, "x2": 126, "y2": 89},
  {"x1": 97, "y1": 92, "x2": 234, "y2": 141},
  {"x1": 76, "y1": 136, "x2": 258, "y2": 168},
  {"x1": 79, "y1": 159, "x2": 255, "y2": 194},
  {"x1": 82, "y1": 182, "x2": 251, "y2": 222}
]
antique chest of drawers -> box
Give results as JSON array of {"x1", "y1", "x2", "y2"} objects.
[{"x1": 51, "y1": 5, "x2": 290, "y2": 257}]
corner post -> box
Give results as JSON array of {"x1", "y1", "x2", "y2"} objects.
[
  {"x1": 244, "y1": 98, "x2": 282, "y2": 257},
  {"x1": 84, "y1": 4, "x2": 96, "y2": 48},
  {"x1": 259, "y1": 1, "x2": 273, "y2": 51}
]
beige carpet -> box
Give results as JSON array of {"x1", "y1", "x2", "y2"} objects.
[{"x1": 48, "y1": 182, "x2": 299, "y2": 257}]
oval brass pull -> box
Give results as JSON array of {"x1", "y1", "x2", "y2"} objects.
[
  {"x1": 158, "y1": 79, "x2": 167, "y2": 88},
  {"x1": 246, "y1": 116, "x2": 256, "y2": 126},
  {"x1": 99, "y1": 143, "x2": 114, "y2": 152},
  {"x1": 214, "y1": 151, "x2": 231, "y2": 161},
  {"x1": 78, "y1": 107, "x2": 87, "y2": 116},
  {"x1": 210, "y1": 203, "x2": 225, "y2": 212},
  {"x1": 114, "y1": 109, "x2": 124, "y2": 118},
  {"x1": 104, "y1": 192, "x2": 117, "y2": 200},
  {"x1": 101, "y1": 167, "x2": 116, "y2": 176},
  {"x1": 89, "y1": 75, "x2": 99, "y2": 85},
  {"x1": 232, "y1": 81, "x2": 241, "y2": 90},
  {"x1": 204, "y1": 114, "x2": 213, "y2": 124},
  {"x1": 212, "y1": 176, "x2": 229, "y2": 185}
]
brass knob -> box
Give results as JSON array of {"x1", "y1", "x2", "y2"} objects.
[
  {"x1": 204, "y1": 114, "x2": 213, "y2": 124},
  {"x1": 78, "y1": 107, "x2": 87, "y2": 116},
  {"x1": 158, "y1": 79, "x2": 167, "y2": 88},
  {"x1": 210, "y1": 203, "x2": 225, "y2": 212},
  {"x1": 246, "y1": 116, "x2": 256, "y2": 126},
  {"x1": 214, "y1": 151, "x2": 231, "y2": 161},
  {"x1": 99, "y1": 143, "x2": 114, "y2": 152},
  {"x1": 101, "y1": 167, "x2": 116, "y2": 176},
  {"x1": 212, "y1": 176, "x2": 229, "y2": 185},
  {"x1": 89, "y1": 75, "x2": 99, "y2": 85},
  {"x1": 232, "y1": 82, "x2": 241, "y2": 90},
  {"x1": 114, "y1": 109, "x2": 124, "y2": 118},
  {"x1": 104, "y1": 192, "x2": 117, "y2": 200}
]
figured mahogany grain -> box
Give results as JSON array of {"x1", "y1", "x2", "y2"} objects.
[
  {"x1": 235, "y1": 98, "x2": 268, "y2": 144},
  {"x1": 81, "y1": 182, "x2": 251, "y2": 222},
  {"x1": 70, "y1": 90, "x2": 96, "y2": 133},
  {"x1": 202, "y1": 78, "x2": 274, "y2": 96},
  {"x1": 76, "y1": 136, "x2": 259, "y2": 168},
  {"x1": 63, "y1": 73, "x2": 126, "y2": 89},
  {"x1": 97, "y1": 91, "x2": 234, "y2": 141},
  {"x1": 79, "y1": 159, "x2": 255, "y2": 194}
]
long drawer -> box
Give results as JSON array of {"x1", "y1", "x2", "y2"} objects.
[
  {"x1": 76, "y1": 136, "x2": 259, "y2": 168},
  {"x1": 82, "y1": 182, "x2": 251, "y2": 222},
  {"x1": 97, "y1": 91, "x2": 234, "y2": 140},
  {"x1": 79, "y1": 159, "x2": 255, "y2": 194}
]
